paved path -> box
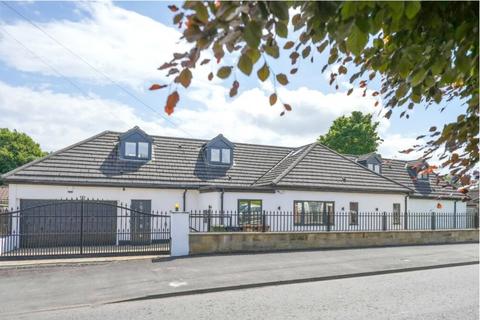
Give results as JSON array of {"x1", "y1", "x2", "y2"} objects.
[
  {"x1": 20, "y1": 264, "x2": 479, "y2": 320},
  {"x1": 0, "y1": 244, "x2": 477, "y2": 317}
]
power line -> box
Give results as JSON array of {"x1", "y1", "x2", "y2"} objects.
[
  {"x1": 0, "y1": 25, "x2": 128, "y2": 125},
  {"x1": 1, "y1": 1, "x2": 194, "y2": 138}
]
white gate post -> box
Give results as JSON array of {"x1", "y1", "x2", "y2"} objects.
[{"x1": 170, "y1": 211, "x2": 190, "y2": 257}]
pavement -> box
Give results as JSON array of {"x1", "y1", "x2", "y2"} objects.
[
  {"x1": 21, "y1": 264, "x2": 480, "y2": 320},
  {"x1": 0, "y1": 243, "x2": 478, "y2": 318}
]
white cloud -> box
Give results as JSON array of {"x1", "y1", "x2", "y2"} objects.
[
  {"x1": 0, "y1": 2, "x2": 422, "y2": 162},
  {"x1": 0, "y1": 1, "x2": 189, "y2": 90}
]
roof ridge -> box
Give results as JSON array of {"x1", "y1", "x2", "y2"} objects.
[
  {"x1": 272, "y1": 143, "x2": 317, "y2": 185},
  {"x1": 107, "y1": 130, "x2": 294, "y2": 150},
  {"x1": 251, "y1": 148, "x2": 297, "y2": 186},
  {"x1": 1, "y1": 130, "x2": 111, "y2": 180},
  {"x1": 320, "y1": 143, "x2": 413, "y2": 192}
]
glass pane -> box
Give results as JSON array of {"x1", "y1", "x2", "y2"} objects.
[
  {"x1": 294, "y1": 202, "x2": 303, "y2": 225},
  {"x1": 211, "y1": 148, "x2": 220, "y2": 162},
  {"x1": 238, "y1": 200, "x2": 249, "y2": 225},
  {"x1": 305, "y1": 201, "x2": 322, "y2": 225},
  {"x1": 125, "y1": 142, "x2": 136, "y2": 157},
  {"x1": 221, "y1": 149, "x2": 231, "y2": 163},
  {"x1": 138, "y1": 142, "x2": 149, "y2": 158},
  {"x1": 250, "y1": 200, "x2": 262, "y2": 225},
  {"x1": 368, "y1": 163, "x2": 374, "y2": 170}
]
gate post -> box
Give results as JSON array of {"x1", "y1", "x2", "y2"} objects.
[
  {"x1": 431, "y1": 212, "x2": 436, "y2": 230},
  {"x1": 170, "y1": 211, "x2": 189, "y2": 257},
  {"x1": 382, "y1": 212, "x2": 387, "y2": 231},
  {"x1": 80, "y1": 196, "x2": 84, "y2": 254}
]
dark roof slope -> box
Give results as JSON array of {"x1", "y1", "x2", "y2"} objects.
[
  {"x1": 2, "y1": 130, "x2": 410, "y2": 194},
  {"x1": 381, "y1": 158, "x2": 464, "y2": 199},
  {"x1": 345, "y1": 154, "x2": 465, "y2": 200},
  {"x1": 270, "y1": 144, "x2": 410, "y2": 193}
]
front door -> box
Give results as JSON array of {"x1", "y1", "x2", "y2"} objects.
[{"x1": 130, "y1": 200, "x2": 151, "y2": 245}]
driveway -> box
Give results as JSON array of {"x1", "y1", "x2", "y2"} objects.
[{"x1": 0, "y1": 243, "x2": 478, "y2": 318}]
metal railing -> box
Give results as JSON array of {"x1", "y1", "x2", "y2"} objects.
[
  {"x1": 0, "y1": 199, "x2": 170, "y2": 259},
  {"x1": 189, "y1": 210, "x2": 479, "y2": 233}
]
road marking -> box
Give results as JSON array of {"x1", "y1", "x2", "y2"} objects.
[{"x1": 169, "y1": 281, "x2": 187, "y2": 288}]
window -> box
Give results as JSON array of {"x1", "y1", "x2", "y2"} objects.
[
  {"x1": 125, "y1": 142, "x2": 137, "y2": 157},
  {"x1": 294, "y1": 201, "x2": 334, "y2": 225},
  {"x1": 393, "y1": 203, "x2": 401, "y2": 225},
  {"x1": 238, "y1": 200, "x2": 262, "y2": 225},
  {"x1": 368, "y1": 163, "x2": 380, "y2": 173},
  {"x1": 221, "y1": 148, "x2": 231, "y2": 164},
  {"x1": 349, "y1": 202, "x2": 359, "y2": 225},
  {"x1": 418, "y1": 172, "x2": 428, "y2": 180},
  {"x1": 210, "y1": 148, "x2": 220, "y2": 162},
  {"x1": 138, "y1": 142, "x2": 149, "y2": 159}
]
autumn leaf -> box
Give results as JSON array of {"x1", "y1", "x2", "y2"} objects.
[
  {"x1": 347, "y1": 88, "x2": 353, "y2": 95},
  {"x1": 149, "y1": 84, "x2": 167, "y2": 90},
  {"x1": 284, "y1": 103, "x2": 292, "y2": 111},
  {"x1": 200, "y1": 59, "x2": 210, "y2": 65},
  {"x1": 217, "y1": 66, "x2": 232, "y2": 79},
  {"x1": 178, "y1": 68, "x2": 192, "y2": 88},
  {"x1": 290, "y1": 68, "x2": 298, "y2": 74},
  {"x1": 269, "y1": 93, "x2": 277, "y2": 106},
  {"x1": 283, "y1": 41, "x2": 295, "y2": 49},
  {"x1": 165, "y1": 91, "x2": 180, "y2": 116},
  {"x1": 208, "y1": 72, "x2": 213, "y2": 81},
  {"x1": 168, "y1": 5, "x2": 178, "y2": 12},
  {"x1": 276, "y1": 73, "x2": 289, "y2": 85},
  {"x1": 399, "y1": 148, "x2": 414, "y2": 154},
  {"x1": 257, "y1": 63, "x2": 270, "y2": 82},
  {"x1": 229, "y1": 80, "x2": 239, "y2": 97}
]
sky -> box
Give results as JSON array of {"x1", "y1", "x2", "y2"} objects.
[{"x1": 0, "y1": 1, "x2": 466, "y2": 162}]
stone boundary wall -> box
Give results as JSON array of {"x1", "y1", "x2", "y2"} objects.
[{"x1": 190, "y1": 230, "x2": 479, "y2": 255}]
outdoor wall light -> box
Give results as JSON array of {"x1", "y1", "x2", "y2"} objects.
[
  {"x1": 277, "y1": 206, "x2": 281, "y2": 210},
  {"x1": 67, "y1": 186, "x2": 74, "y2": 194}
]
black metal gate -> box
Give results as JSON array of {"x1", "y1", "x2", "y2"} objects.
[{"x1": 0, "y1": 198, "x2": 170, "y2": 259}]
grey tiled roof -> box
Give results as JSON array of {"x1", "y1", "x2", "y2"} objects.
[
  {"x1": 2, "y1": 130, "x2": 411, "y2": 194},
  {"x1": 380, "y1": 158, "x2": 464, "y2": 200},
  {"x1": 345, "y1": 154, "x2": 465, "y2": 200}
]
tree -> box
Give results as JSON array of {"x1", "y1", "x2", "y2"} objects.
[
  {"x1": 152, "y1": 1, "x2": 478, "y2": 183},
  {"x1": 0, "y1": 128, "x2": 47, "y2": 175},
  {"x1": 319, "y1": 111, "x2": 380, "y2": 155}
]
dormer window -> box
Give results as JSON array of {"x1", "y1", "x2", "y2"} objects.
[
  {"x1": 358, "y1": 153, "x2": 382, "y2": 174},
  {"x1": 204, "y1": 134, "x2": 234, "y2": 166},
  {"x1": 119, "y1": 126, "x2": 153, "y2": 161}
]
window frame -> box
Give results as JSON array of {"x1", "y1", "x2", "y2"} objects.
[
  {"x1": 237, "y1": 199, "x2": 263, "y2": 226},
  {"x1": 293, "y1": 200, "x2": 335, "y2": 226},
  {"x1": 393, "y1": 203, "x2": 401, "y2": 225}
]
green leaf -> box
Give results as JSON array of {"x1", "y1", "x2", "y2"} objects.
[
  {"x1": 245, "y1": 47, "x2": 261, "y2": 64},
  {"x1": 217, "y1": 66, "x2": 232, "y2": 79},
  {"x1": 244, "y1": 21, "x2": 262, "y2": 48},
  {"x1": 195, "y1": 2, "x2": 209, "y2": 24},
  {"x1": 268, "y1": 2, "x2": 289, "y2": 21},
  {"x1": 341, "y1": 2, "x2": 356, "y2": 20},
  {"x1": 257, "y1": 63, "x2": 270, "y2": 82},
  {"x1": 405, "y1": 1, "x2": 421, "y2": 19},
  {"x1": 346, "y1": 25, "x2": 368, "y2": 56},
  {"x1": 387, "y1": 1, "x2": 405, "y2": 20},
  {"x1": 238, "y1": 54, "x2": 253, "y2": 75},
  {"x1": 264, "y1": 43, "x2": 279, "y2": 58},
  {"x1": 395, "y1": 83, "x2": 408, "y2": 99},
  {"x1": 275, "y1": 22, "x2": 288, "y2": 38},
  {"x1": 276, "y1": 73, "x2": 289, "y2": 85},
  {"x1": 410, "y1": 68, "x2": 427, "y2": 86}
]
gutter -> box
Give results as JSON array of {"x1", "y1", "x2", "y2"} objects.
[{"x1": 183, "y1": 189, "x2": 187, "y2": 211}]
